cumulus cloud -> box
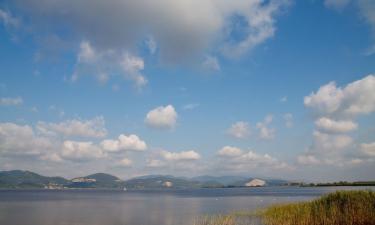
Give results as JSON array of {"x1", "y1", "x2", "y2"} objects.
[
  {"x1": 361, "y1": 142, "x2": 375, "y2": 156},
  {"x1": 6, "y1": 0, "x2": 290, "y2": 61},
  {"x1": 160, "y1": 150, "x2": 201, "y2": 161},
  {"x1": 145, "y1": 105, "x2": 177, "y2": 129},
  {"x1": 227, "y1": 121, "x2": 251, "y2": 139},
  {"x1": 116, "y1": 158, "x2": 133, "y2": 167},
  {"x1": 0, "y1": 97, "x2": 23, "y2": 106},
  {"x1": 300, "y1": 75, "x2": 375, "y2": 166},
  {"x1": 100, "y1": 134, "x2": 147, "y2": 152},
  {"x1": 72, "y1": 41, "x2": 147, "y2": 87},
  {"x1": 0, "y1": 120, "x2": 147, "y2": 166},
  {"x1": 0, "y1": 122, "x2": 53, "y2": 156},
  {"x1": 37, "y1": 117, "x2": 107, "y2": 138},
  {"x1": 61, "y1": 140, "x2": 105, "y2": 161},
  {"x1": 315, "y1": 117, "x2": 357, "y2": 133},
  {"x1": 297, "y1": 154, "x2": 320, "y2": 165},
  {"x1": 121, "y1": 52, "x2": 148, "y2": 87},
  {"x1": 216, "y1": 146, "x2": 292, "y2": 171},
  {"x1": 40, "y1": 153, "x2": 63, "y2": 163},
  {"x1": 304, "y1": 75, "x2": 375, "y2": 117},
  {"x1": 311, "y1": 131, "x2": 353, "y2": 152},
  {"x1": 217, "y1": 146, "x2": 243, "y2": 157},
  {"x1": 256, "y1": 115, "x2": 275, "y2": 140},
  {"x1": 146, "y1": 159, "x2": 166, "y2": 168}
]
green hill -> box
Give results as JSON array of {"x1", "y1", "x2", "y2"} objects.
[{"x1": 0, "y1": 170, "x2": 68, "y2": 188}]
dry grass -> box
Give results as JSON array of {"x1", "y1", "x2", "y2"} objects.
[
  {"x1": 262, "y1": 190, "x2": 375, "y2": 225},
  {"x1": 195, "y1": 190, "x2": 375, "y2": 225}
]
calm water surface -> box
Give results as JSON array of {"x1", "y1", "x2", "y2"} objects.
[{"x1": 0, "y1": 186, "x2": 373, "y2": 225}]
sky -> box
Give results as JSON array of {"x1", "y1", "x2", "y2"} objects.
[{"x1": 0, "y1": 0, "x2": 374, "y2": 182}]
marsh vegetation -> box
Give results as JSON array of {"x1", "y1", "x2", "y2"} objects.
[{"x1": 195, "y1": 190, "x2": 375, "y2": 225}]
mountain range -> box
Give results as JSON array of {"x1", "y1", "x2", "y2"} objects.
[{"x1": 0, "y1": 170, "x2": 289, "y2": 189}]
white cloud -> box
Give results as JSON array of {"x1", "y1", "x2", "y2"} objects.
[
  {"x1": 220, "y1": 0, "x2": 291, "y2": 57},
  {"x1": 0, "y1": 122, "x2": 52, "y2": 156},
  {"x1": 61, "y1": 140, "x2": 105, "y2": 161},
  {"x1": 256, "y1": 115, "x2": 275, "y2": 140},
  {"x1": 217, "y1": 146, "x2": 243, "y2": 157},
  {"x1": 72, "y1": 41, "x2": 147, "y2": 87},
  {"x1": 300, "y1": 75, "x2": 375, "y2": 167},
  {"x1": 304, "y1": 75, "x2": 375, "y2": 117},
  {"x1": 146, "y1": 159, "x2": 166, "y2": 168},
  {"x1": 297, "y1": 154, "x2": 320, "y2": 165},
  {"x1": 121, "y1": 53, "x2": 148, "y2": 87},
  {"x1": 161, "y1": 150, "x2": 201, "y2": 161},
  {"x1": 0, "y1": 121, "x2": 149, "y2": 166},
  {"x1": 227, "y1": 121, "x2": 251, "y2": 139},
  {"x1": 361, "y1": 142, "x2": 375, "y2": 156},
  {"x1": 37, "y1": 117, "x2": 107, "y2": 138},
  {"x1": 315, "y1": 117, "x2": 357, "y2": 133},
  {"x1": 0, "y1": 97, "x2": 23, "y2": 106},
  {"x1": 145, "y1": 105, "x2": 177, "y2": 129},
  {"x1": 304, "y1": 81, "x2": 344, "y2": 116},
  {"x1": 40, "y1": 153, "x2": 63, "y2": 163},
  {"x1": 202, "y1": 56, "x2": 220, "y2": 71},
  {"x1": 284, "y1": 113, "x2": 293, "y2": 128},
  {"x1": 312, "y1": 131, "x2": 353, "y2": 151},
  {"x1": 8, "y1": 0, "x2": 290, "y2": 61},
  {"x1": 78, "y1": 41, "x2": 97, "y2": 63},
  {"x1": 100, "y1": 134, "x2": 147, "y2": 152},
  {"x1": 216, "y1": 146, "x2": 292, "y2": 171},
  {"x1": 116, "y1": 158, "x2": 133, "y2": 167}
]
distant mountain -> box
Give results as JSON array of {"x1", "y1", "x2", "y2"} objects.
[
  {"x1": 191, "y1": 176, "x2": 288, "y2": 187},
  {"x1": 124, "y1": 175, "x2": 201, "y2": 189},
  {"x1": 0, "y1": 170, "x2": 68, "y2": 188},
  {"x1": 0, "y1": 170, "x2": 290, "y2": 189},
  {"x1": 191, "y1": 175, "x2": 247, "y2": 186}
]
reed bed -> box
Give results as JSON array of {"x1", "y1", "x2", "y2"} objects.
[
  {"x1": 195, "y1": 190, "x2": 375, "y2": 225},
  {"x1": 262, "y1": 190, "x2": 375, "y2": 225}
]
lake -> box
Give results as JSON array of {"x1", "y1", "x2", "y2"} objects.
[{"x1": 0, "y1": 186, "x2": 374, "y2": 225}]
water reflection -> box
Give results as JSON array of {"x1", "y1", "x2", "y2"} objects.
[{"x1": 0, "y1": 187, "x2": 373, "y2": 225}]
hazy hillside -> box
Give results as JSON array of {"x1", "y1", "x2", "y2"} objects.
[
  {"x1": 124, "y1": 175, "x2": 201, "y2": 189},
  {"x1": 0, "y1": 170, "x2": 68, "y2": 188},
  {"x1": 0, "y1": 170, "x2": 289, "y2": 189}
]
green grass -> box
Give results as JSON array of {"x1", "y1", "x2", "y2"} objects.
[{"x1": 195, "y1": 190, "x2": 375, "y2": 225}]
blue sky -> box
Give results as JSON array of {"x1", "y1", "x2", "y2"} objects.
[{"x1": 0, "y1": 0, "x2": 374, "y2": 181}]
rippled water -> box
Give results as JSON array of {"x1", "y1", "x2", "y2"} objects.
[{"x1": 0, "y1": 186, "x2": 373, "y2": 225}]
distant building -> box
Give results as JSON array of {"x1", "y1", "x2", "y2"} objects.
[
  {"x1": 163, "y1": 181, "x2": 173, "y2": 187},
  {"x1": 71, "y1": 177, "x2": 96, "y2": 183},
  {"x1": 44, "y1": 183, "x2": 63, "y2": 189},
  {"x1": 245, "y1": 179, "x2": 266, "y2": 187}
]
